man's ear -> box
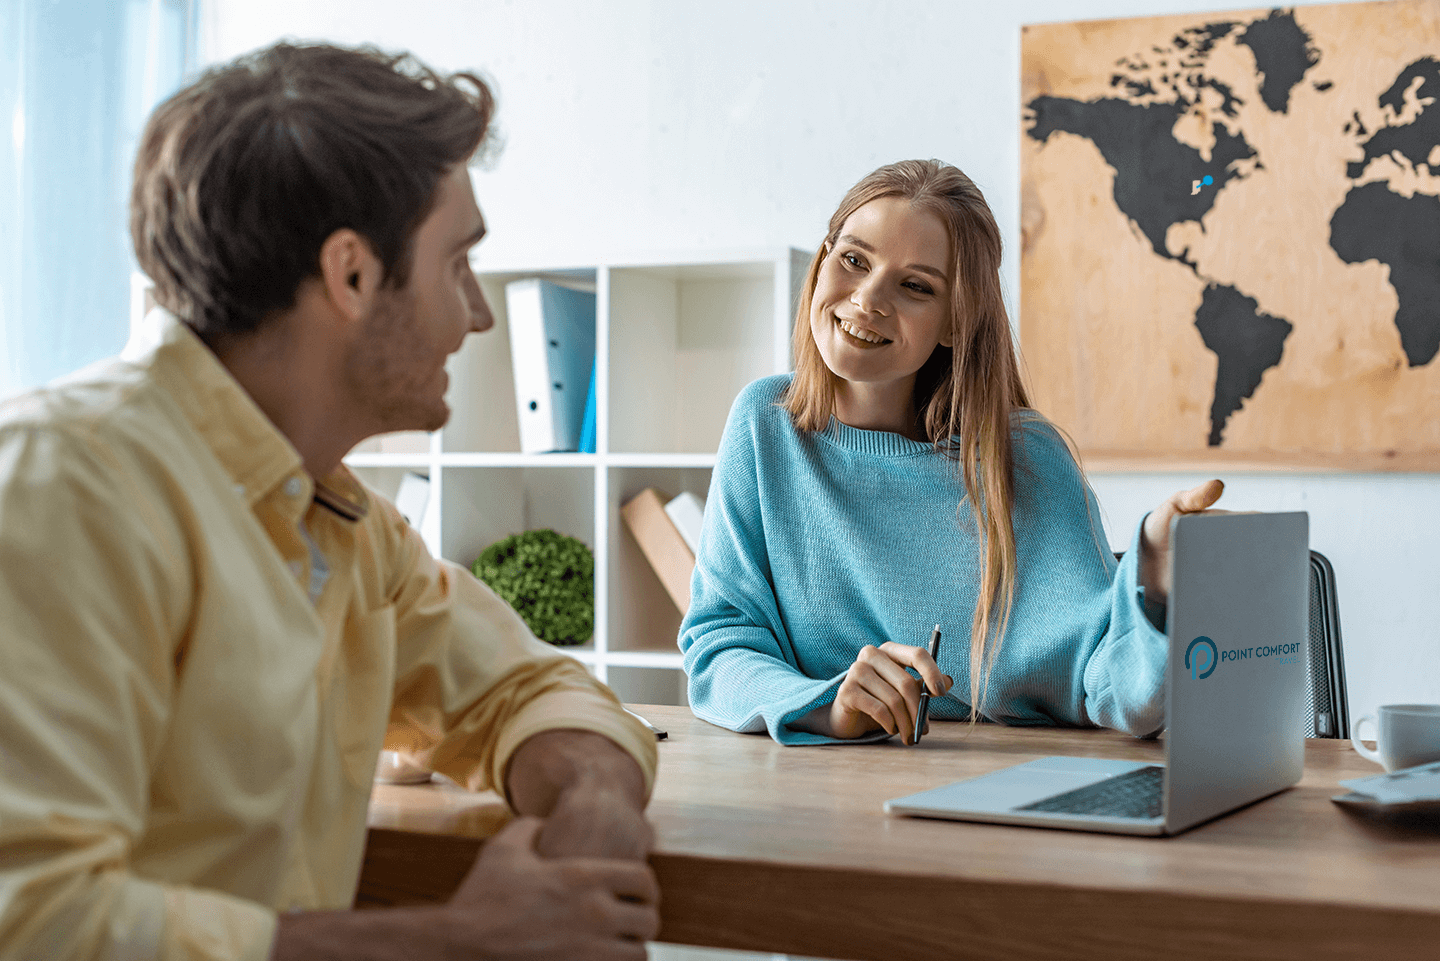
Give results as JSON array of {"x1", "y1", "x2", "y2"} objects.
[{"x1": 317, "y1": 228, "x2": 381, "y2": 322}]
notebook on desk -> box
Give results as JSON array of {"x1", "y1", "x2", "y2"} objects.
[{"x1": 885, "y1": 511, "x2": 1310, "y2": 837}]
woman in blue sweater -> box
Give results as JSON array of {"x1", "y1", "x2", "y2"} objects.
[{"x1": 678, "y1": 159, "x2": 1222, "y2": 746}]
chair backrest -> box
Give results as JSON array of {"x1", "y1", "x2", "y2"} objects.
[
  {"x1": 1305, "y1": 550, "x2": 1349, "y2": 738},
  {"x1": 1112, "y1": 548, "x2": 1349, "y2": 739}
]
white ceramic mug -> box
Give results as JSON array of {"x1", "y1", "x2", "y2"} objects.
[
  {"x1": 374, "y1": 749, "x2": 433, "y2": 785},
  {"x1": 1350, "y1": 704, "x2": 1440, "y2": 772}
]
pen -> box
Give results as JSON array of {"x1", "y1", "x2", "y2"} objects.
[
  {"x1": 625, "y1": 708, "x2": 668, "y2": 740},
  {"x1": 912, "y1": 624, "x2": 943, "y2": 744}
]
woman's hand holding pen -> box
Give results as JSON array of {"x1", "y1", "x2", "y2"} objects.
[{"x1": 826, "y1": 642, "x2": 953, "y2": 745}]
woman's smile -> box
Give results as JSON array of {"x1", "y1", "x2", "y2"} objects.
[{"x1": 835, "y1": 316, "x2": 891, "y2": 346}]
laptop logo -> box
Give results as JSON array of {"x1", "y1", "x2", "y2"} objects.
[{"x1": 1186, "y1": 636, "x2": 1218, "y2": 680}]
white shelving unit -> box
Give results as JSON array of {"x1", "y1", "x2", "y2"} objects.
[{"x1": 345, "y1": 249, "x2": 810, "y2": 706}]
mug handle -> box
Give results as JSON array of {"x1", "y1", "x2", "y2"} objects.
[{"x1": 1351, "y1": 714, "x2": 1383, "y2": 766}]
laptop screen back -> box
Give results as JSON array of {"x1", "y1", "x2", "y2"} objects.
[{"x1": 1164, "y1": 511, "x2": 1309, "y2": 833}]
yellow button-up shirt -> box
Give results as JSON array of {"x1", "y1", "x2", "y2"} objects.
[{"x1": 0, "y1": 311, "x2": 656, "y2": 960}]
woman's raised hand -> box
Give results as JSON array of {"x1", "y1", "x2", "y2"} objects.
[
  {"x1": 1139, "y1": 479, "x2": 1226, "y2": 606},
  {"x1": 826, "y1": 642, "x2": 953, "y2": 744}
]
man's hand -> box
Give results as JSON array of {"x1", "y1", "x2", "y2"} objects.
[
  {"x1": 269, "y1": 816, "x2": 659, "y2": 961},
  {"x1": 535, "y1": 768, "x2": 653, "y2": 860},
  {"x1": 505, "y1": 729, "x2": 653, "y2": 860},
  {"x1": 1139, "y1": 479, "x2": 1226, "y2": 606},
  {"x1": 444, "y1": 816, "x2": 659, "y2": 959}
]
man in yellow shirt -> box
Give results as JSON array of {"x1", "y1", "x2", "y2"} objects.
[{"x1": 0, "y1": 42, "x2": 659, "y2": 961}]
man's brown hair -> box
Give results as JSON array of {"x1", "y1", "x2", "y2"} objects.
[{"x1": 130, "y1": 42, "x2": 495, "y2": 346}]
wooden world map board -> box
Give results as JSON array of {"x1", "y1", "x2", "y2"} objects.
[{"x1": 1020, "y1": 0, "x2": 1440, "y2": 470}]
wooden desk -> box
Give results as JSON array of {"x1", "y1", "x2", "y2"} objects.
[{"x1": 360, "y1": 705, "x2": 1440, "y2": 960}]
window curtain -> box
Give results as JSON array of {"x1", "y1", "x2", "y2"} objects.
[{"x1": 0, "y1": 0, "x2": 194, "y2": 399}]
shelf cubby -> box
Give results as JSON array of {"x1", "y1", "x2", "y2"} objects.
[
  {"x1": 607, "y1": 464, "x2": 713, "y2": 655},
  {"x1": 439, "y1": 466, "x2": 595, "y2": 571},
  {"x1": 609, "y1": 262, "x2": 783, "y2": 455},
  {"x1": 344, "y1": 249, "x2": 808, "y2": 703}
]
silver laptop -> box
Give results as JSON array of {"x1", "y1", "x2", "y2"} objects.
[{"x1": 885, "y1": 511, "x2": 1309, "y2": 836}]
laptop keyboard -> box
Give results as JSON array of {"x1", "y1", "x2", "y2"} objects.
[{"x1": 1017, "y1": 765, "x2": 1165, "y2": 819}]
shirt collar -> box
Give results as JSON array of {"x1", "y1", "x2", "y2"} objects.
[{"x1": 127, "y1": 308, "x2": 369, "y2": 521}]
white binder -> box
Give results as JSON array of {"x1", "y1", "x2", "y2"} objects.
[
  {"x1": 393, "y1": 472, "x2": 431, "y2": 528},
  {"x1": 663, "y1": 491, "x2": 706, "y2": 556},
  {"x1": 505, "y1": 278, "x2": 597, "y2": 453}
]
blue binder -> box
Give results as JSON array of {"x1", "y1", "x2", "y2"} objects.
[
  {"x1": 505, "y1": 279, "x2": 597, "y2": 453},
  {"x1": 578, "y1": 361, "x2": 597, "y2": 454}
]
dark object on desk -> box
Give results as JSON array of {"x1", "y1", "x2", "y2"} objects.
[{"x1": 1115, "y1": 548, "x2": 1349, "y2": 739}]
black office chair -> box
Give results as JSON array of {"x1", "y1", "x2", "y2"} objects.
[
  {"x1": 1113, "y1": 549, "x2": 1349, "y2": 739},
  {"x1": 1305, "y1": 550, "x2": 1349, "y2": 739}
]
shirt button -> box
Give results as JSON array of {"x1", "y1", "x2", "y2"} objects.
[
  {"x1": 234, "y1": 484, "x2": 246, "y2": 498},
  {"x1": 288, "y1": 560, "x2": 304, "y2": 577},
  {"x1": 284, "y1": 477, "x2": 304, "y2": 498}
]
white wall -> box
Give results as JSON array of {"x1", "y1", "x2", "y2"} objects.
[{"x1": 199, "y1": 0, "x2": 1440, "y2": 726}]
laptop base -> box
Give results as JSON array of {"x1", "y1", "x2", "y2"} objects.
[{"x1": 884, "y1": 757, "x2": 1168, "y2": 836}]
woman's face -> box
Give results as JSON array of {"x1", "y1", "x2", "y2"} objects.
[{"x1": 808, "y1": 196, "x2": 953, "y2": 404}]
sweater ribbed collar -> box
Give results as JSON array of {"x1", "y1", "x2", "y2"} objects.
[{"x1": 819, "y1": 417, "x2": 937, "y2": 457}]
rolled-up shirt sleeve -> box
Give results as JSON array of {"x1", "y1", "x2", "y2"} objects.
[
  {"x1": 0, "y1": 425, "x2": 278, "y2": 961},
  {"x1": 371, "y1": 495, "x2": 658, "y2": 800}
]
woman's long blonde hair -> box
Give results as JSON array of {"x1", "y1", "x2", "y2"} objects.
[{"x1": 784, "y1": 159, "x2": 1030, "y2": 721}]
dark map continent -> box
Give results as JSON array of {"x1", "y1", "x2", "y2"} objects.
[
  {"x1": 1330, "y1": 182, "x2": 1440, "y2": 367},
  {"x1": 1345, "y1": 57, "x2": 1440, "y2": 178},
  {"x1": 1168, "y1": 20, "x2": 1237, "y2": 61},
  {"x1": 1193, "y1": 284, "x2": 1292, "y2": 446},
  {"x1": 1025, "y1": 9, "x2": 1328, "y2": 446},
  {"x1": 1236, "y1": 9, "x2": 1320, "y2": 113},
  {"x1": 1026, "y1": 96, "x2": 1257, "y2": 260}
]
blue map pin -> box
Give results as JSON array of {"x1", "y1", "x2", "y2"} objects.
[{"x1": 1190, "y1": 175, "x2": 1215, "y2": 196}]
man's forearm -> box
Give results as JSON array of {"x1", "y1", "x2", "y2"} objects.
[
  {"x1": 271, "y1": 906, "x2": 451, "y2": 961},
  {"x1": 504, "y1": 728, "x2": 646, "y2": 816}
]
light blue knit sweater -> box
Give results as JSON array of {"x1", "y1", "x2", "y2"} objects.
[{"x1": 679, "y1": 375, "x2": 1166, "y2": 745}]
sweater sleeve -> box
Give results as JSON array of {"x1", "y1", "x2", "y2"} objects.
[
  {"x1": 1005, "y1": 416, "x2": 1166, "y2": 738},
  {"x1": 678, "y1": 382, "x2": 861, "y2": 745},
  {"x1": 1080, "y1": 515, "x2": 1169, "y2": 738}
]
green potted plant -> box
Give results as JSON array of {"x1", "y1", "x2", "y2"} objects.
[{"x1": 471, "y1": 529, "x2": 594, "y2": 645}]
